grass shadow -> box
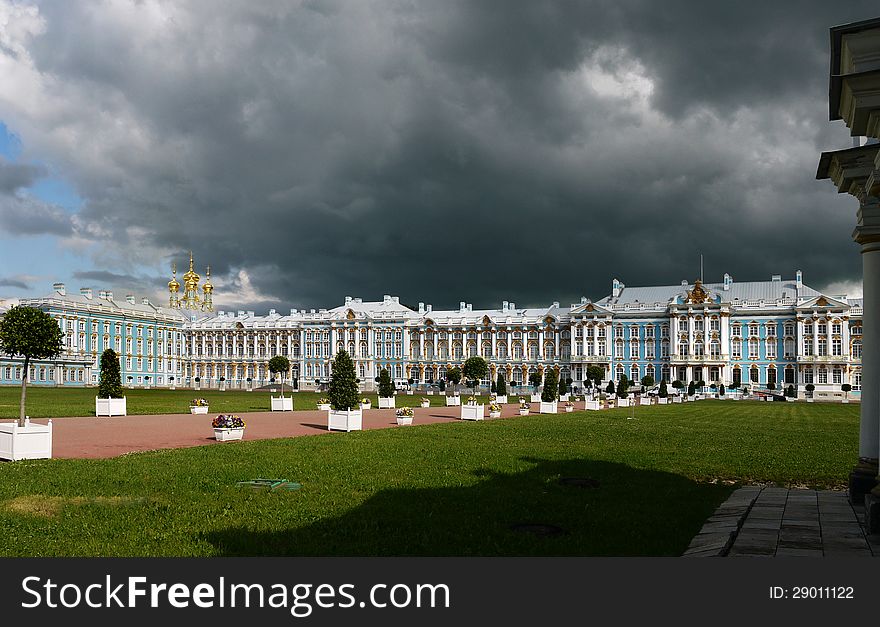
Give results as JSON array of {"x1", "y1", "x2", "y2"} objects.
[{"x1": 204, "y1": 457, "x2": 732, "y2": 556}]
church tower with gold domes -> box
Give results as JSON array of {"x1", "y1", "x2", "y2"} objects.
[{"x1": 168, "y1": 252, "x2": 215, "y2": 312}]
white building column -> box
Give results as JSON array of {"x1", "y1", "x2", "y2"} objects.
[{"x1": 853, "y1": 199, "x2": 880, "y2": 498}]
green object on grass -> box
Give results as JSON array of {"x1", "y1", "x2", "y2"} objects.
[{"x1": 236, "y1": 478, "x2": 301, "y2": 491}]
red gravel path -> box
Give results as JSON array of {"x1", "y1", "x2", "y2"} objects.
[{"x1": 13, "y1": 403, "x2": 540, "y2": 460}]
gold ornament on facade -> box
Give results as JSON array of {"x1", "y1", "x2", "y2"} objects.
[{"x1": 686, "y1": 280, "x2": 710, "y2": 304}]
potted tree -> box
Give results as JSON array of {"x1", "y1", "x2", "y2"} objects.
[
  {"x1": 377, "y1": 368, "x2": 396, "y2": 409},
  {"x1": 495, "y1": 373, "x2": 508, "y2": 404},
  {"x1": 144, "y1": 375, "x2": 151, "y2": 389},
  {"x1": 194, "y1": 376, "x2": 201, "y2": 391},
  {"x1": 445, "y1": 366, "x2": 462, "y2": 406},
  {"x1": 540, "y1": 368, "x2": 559, "y2": 414},
  {"x1": 805, "y1": 383, "x2": 815, "y2": 402},
  {"x1": 616, "y1": 376, "x2": 630, "y2": 407},
  {"x1": 327, "y1": 350, "x2": 362, "y2": 431},
  {"x1": 686, "y1": 381, "x2": 696, "y2": 401},
  {"x1": 408, "y1": 378, "x2": 416, "y2": 395},
  {"x1": 212, "y1": 414, "x2": 245, "y2": 441},
  {"x1": 586, "y1": 365, "x2": 604, "y2": 399},
  {"x1": 246, "y1": 376, "x2": 253, "y2": 392},
  {"x1": 219, "y1": 376, "x2": 226, "y2": 392},
  {"x1": 718, "y1": 383, "x2": 726, "y2": 398},
  {"x1": 169, "y1": 375, "x2": 176, "y2": 390},
  {"x1": 841, "y1": 383, "x2": 852, "y2": 403},
  {"x1": 728, "y1": 381, "x2": 740, "y2": 400},
  {"x1": 0, "y1": 306, "x2": 62, "y2": 460},
  {"x1": 558, "y1": 375, "x2": 570, "y2": 402},
  {"x1": 657, "y1": 378, "x2": 669, "y2": 404},
  {"x1": 529, "y1": 371, "x2": 542, "y2": 403},
  {"x1": 463, "y1": 356, "x2": 488, "y2": 396},
  {"x1": 127, "y1": 375, "x2": 134, "y2": 387},
  {"x1": 96, "y1": 348, "x2": 127, "y2": 417},
  {"x1": 269, "y1": 355, "x2": 293, "y2": 411},
  {"x1": 766, "y1": 382, "x2": 776, "y2": 401}
]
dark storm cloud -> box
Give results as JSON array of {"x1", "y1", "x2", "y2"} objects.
[
  {"x1": 1, "y1": 1, "x2": 875, "y2": 310},
  {"x1": 0, "y1": 277, "x2": 28, "y2": 289},
  {"x1": 0, "y1": 194, "x2": 73, "y2": 236},
  {"x1": 0, "y1": 158, "x2": 46, "y2": 194}
]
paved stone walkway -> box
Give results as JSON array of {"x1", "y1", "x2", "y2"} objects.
[{"x1": 684, "y1": 486, "x2": 880, "y2": 557}]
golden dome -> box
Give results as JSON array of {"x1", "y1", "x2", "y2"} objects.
[
  {"x1": 168, "y1": 262, "x2": 180, "y2": 292},
  {"x1": 182, "y1": 251, "x2": 200, "y2": 286}
]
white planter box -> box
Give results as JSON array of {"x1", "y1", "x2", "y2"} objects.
[
  {"x1": 427, "y1": 391, "x2": 435, "y2": 395},
  {"x1": 672, "y1": 396, "x2": 682, "y2": 404},
  {"x1": 460, "y1": 403, "x2": 485, "y2": 420},
  {"x1": 360, "y1": 402, "x2": 372, "y2": 410},
  {"x1": 445, "y1": 396, "x2": 461, "y2": 406},
  {"x1": 585, "y1": 400, "x2": 602, "y2": 410},
  {"x1": 0, "y1": 419, "x2": 52, "y2": 461},
  {"x1": 214, "y1": 427, "x2": 244, "y2": 442},
  {"x1": 317, "y1": 403, "x2": 331, "y2": 411},
  {"x1": 518, "y1": 408, "x2": 529, "y2": 416},
  {"x1": 539, "y1": 401, "x2": 558, "y2": 414},
  {"x1": 378, "y1": 397, "x2": 396, "y2": 409},
  {"x1": 494, "y1": 395, "x2": 508, "y2": 404},
  {"x1": 489, "y1": 410, "x2": 501, "y2": 418},
  {"x1": 638, "y1": 397, "x2": 650, "y2": 406},
  {"x1": 657, "y1": 398, "x2": 669, "y2": 405},
  {"x1": 420, "y1": 401, "x2": 430, "y2": 408},
  {"x1": 396, "y1": 416, "x2": 413, "y2": 426},
  {"x1": 328, "y1": 409, "x2": 363, "y2": 432},
  {"x1": 190, "y1": 406, "x2": 209, "y2": 414},
  {"x1": 271, "y1": 396, "x2": 293, "y2": 411},
  {"x1": 559, "y1": 394, "x2": 570, "y2": 402},
  {"x1": 807, "y1": 398, "x2": 814, "y2": 403},
  {"x1": 530, "y1": 394, "x2": 541, "y2": 403},
  {"x1": 617, "y1": 398, "x2": 631, "y2": 408},
  {"x1": 96, "y1": 397, "x2": 127, "y2": 416},
  {"x1": 564, "y1": 406, "x2": 574, "y2": 413},
  {"x1": 842, "y1": 399, "x2": 850, "y2": 404}
]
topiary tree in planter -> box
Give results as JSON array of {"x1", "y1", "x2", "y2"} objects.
[
  {"x1": 529, "y1": 371, "x2": 543, "y2": 393},
  {"x1": 438, "y1": 379, "x2": 446, "y2": 392},
  {"x1": 542, "y1": 368, "x2": 559, "y2": 402},
  {"x1": 98, "y1": 348, "x2": 124, "y2": 400},
  {"x1": 671, "y1": 380, "x2": 683, "y2": 392},
  {"x1": 767, "y1": 382, "x2": 776, "y2": 392},
  {"x1": 659, "y1": 379, "x2": 668, "y2": 398},
  {"x1": 786, "y1": 384, "x2": 795, "y2": 398},
  {"x1": 268, "y1": 355, "x2": 291, "y2": 397},
  {"x1": 558, "y1": 375, "x2": 568, "y2": 396},
  {"x1": 640, "y1": 375, "x2": 654, "y2": 390},
  {"x1": 496, "y1": 373, "x2": 507, "y2": 397},
  {"x1": 605, "y1": 380, "x2": 615, "y2": 395},
  {"x1": 0, "y1": 306, "x2": 65, "y2": 427},
  {"x1": 463, "y1": 356, "x2": 488, "y2": 395},
  {"x1": 377, "y1": 368, "x2": 395, "y2": 398},
  {"x1": 446, "y1": 366, "x2": 461, "y2": 393},
  {"x1": 719, "y1": 383, "x2": 726, "y2": 396},
  {"x1": 841, "y1": 383, "x2": 852, "y2": 400},
  {"x1": 586, "y1": 365, "x2": 604, "y2": 392},
  {"x1": 329, "y1": 350, "x2": 359, "y2": 411},
  {"x1": 805, "y1": 383, "x2": 815, "y2": 398},
  {"x1": 687, "y1": 381, "x2": 696, "y2": 397},
  {"x1": 616, "y1": 375, "x2": 629, "y2": 399}
]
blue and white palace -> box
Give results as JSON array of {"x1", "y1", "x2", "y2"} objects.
[{"x1": 0, "y1": 262, "x2": 864, "y2": 400}]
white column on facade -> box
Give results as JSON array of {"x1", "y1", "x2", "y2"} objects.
[
  {"x1": 813, "y1": 319, "x2": 819, "y2": 358},
  {"x1": 855, "y1": 199, "x2": 880, "y2": 467}
]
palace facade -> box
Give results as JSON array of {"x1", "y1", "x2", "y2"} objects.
[{"x1": 0, "y1": 265, "x2": 864, "y2": 399}]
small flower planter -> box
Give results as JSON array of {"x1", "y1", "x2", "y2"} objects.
[
  {"x1": 317, "y1": 403, "x2": 331, "y2": 411},
  {"x1": 445, "y1": 396, "x2": 461, "y2": 406},
  {"x1": 518, "y1": 407, "x2": 529, "y2": 416},
  {"x1": 489, "y1": 410, "x2": 501, "y2": 418},
  {"x1": 190, "y1": 405, "x2": 209, "y2": 414},
  {"x1": 420, "y1": 401, "x2": 430, "y2": 408},
  {"x1": 378, "y1": 397, "x2": 395, "y2": 409},
  {"x1": 328, "y1": 409, "x2": 363, "y2": 432},
  {"x1": 460, "y1": 403, "x2": 485, "y2": 421},
  {"x1": 564, "y1": 405, "x2": 574, "y2": 413},
  {"x1": 584, "y1": 400, "x2": 602, "y2": 410},
  {"x1": 213, "y1": 427, "x2": 244, "y2": 442},
  {"x1": 360, "y1": 402, "x2": 372, "y2": 410},
  {"x1": 396, "y1": 416, "x2": 413, "y2": 426}
]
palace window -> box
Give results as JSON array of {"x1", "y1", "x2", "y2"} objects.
[
  {"x1": 750, "y1": 366, "x2": 759, "y2": 383},
  {"x1": 832, "y1": 323, "x2": 841, "y2": 335},
  {"x1": 586, "y1": 326, "x2": 594, "y2": 338},
  {"x1": 818, "y1": 367, "x2": 828, "y2": 384},
  {"x1": 694, "y1": 318, "x2": 704, "y2": 332},
  {"x1": 529, "y1": 345, "x2": 538, "y2": 360},
  {"x1": 766, "y1": 324, "x2": 776, "y2": 337},
  {"x1": 803, "y1": 339, "x2": 812, "y2": 356},
  {"x1": 710, "y1": 340, "x2": 721, "y2": 358},
  {"x1": 645, "y1": 325, "x2": 655, "y2": 338},
  {"x1": 710, "y1": 318, "x2": 720, "y2": 332},
  {"x1": 766, "y1": 340, "x2": 776, "y2": 358},
  {"x1": 832, "y1": 338, "x2": 842, "y2": 356},
  {"x1": 748, "y1": 338, "x2": 759, "y2": 359},
  {"x1": 646, "y1": 342, "x2": 655, "y2": 359},
  {"x1": 767, "y1": 368, "x2": 776, "y2": 386},
  {"x1": 749, "y1": 324, "x2": 758, "y2": 337},
  {"x1": 784, "y1": 367, "x2": 795, "y2": 384},
  {"x1": 678, "y1": 319, "x2": 688, "y2": 332},
  {"x1": 817, "y1": 339, "x2": 827, "y2": 357},
  {"x1": 545, "y1": 344, "x2": 554, "y2": 359},
  {"x1": 629, "y1": 340, "x2": 638, "y2": 359},
  {"x1": 852, "y1": 340, "x2": 862, "y2": 359},
  {"x1": 616, "y1": 340, "x2": 624, "y2": 357},
  {"x1": 661, "y1": 365, "x2": 671, "y2": 383},
  {"x1": 732, "y1": 341, "x2": 741, "y2": 359},
  {"x1": 597, "y1": 342, "x2": 606, "y2": 356},
  {"x1": 694, "y1": 343, "x2": 704, "y2": 357},
  {"x1": 833, "y1": 368, "x2": 842, "y2": 384},
  {"x1": 661, "y1": 325, "x2": 669, "y2": 338},
  {"x1": 615, "y1": 325, "x2": 624, "y2": 338},
  {"x1": 731, "y1": 325, "x2": 741, "y2": 337},
  {"x1": 597, "y1": 327, "x2": 606, "y2": 338},
  {"x1": 513, "y1": 344, "x2": 523, "y2": 359},
  {"x1": 818, "y1": 322, "x2": 827, "y2": 335},
  {"x1": 784, "y1": 323, "x2": 794, "y2": 336},
  {"x1": 854, "y1": 370, "x2": 862, "y2": 390},
  {"x1": 804, "y1": 322, "x2": 813, "y2": 335},
  {"x1": 678, "y1": 342, "x2": 688, "y2": 356},
  {"x1": 660, "y1": 340, "x2": 669, "y2": 358},
  {"x1": 631, "y1": 365, "x2": 639, "y2": 381},
  {"x1": 851, "y1": 324, "x2": 863, "y2": 335},
  {"x1": 784, "y1": 339, "x2": 795, "y2": 358}
]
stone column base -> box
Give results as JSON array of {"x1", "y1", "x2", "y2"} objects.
[{"x1": 848, "y1": 458, "x2": 879, "y2": 505}]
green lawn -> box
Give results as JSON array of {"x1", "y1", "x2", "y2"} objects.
[
  {"x1": 0, "y1": 400, "x2": 858, "y2": 556},
  {"x1": 0, "y1": 385, "x2": 496, "y2": 418}
]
